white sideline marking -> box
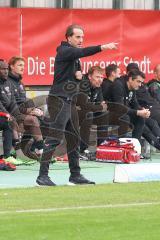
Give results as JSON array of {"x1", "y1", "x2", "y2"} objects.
[{"x1": 0, "y1": 202, "x2": 160, "y2": 214}]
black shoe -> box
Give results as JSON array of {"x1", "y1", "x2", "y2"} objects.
[
  {"x1": 69, "y1": 174, "x2": 95, "y2": 185},
  {"x1": 36, "y1": 175, "x2": 56, "y2": 186}
]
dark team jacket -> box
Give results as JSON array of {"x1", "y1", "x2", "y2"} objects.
[
  {"x1": 76, "y1": 77, "x2": 103, "y2": 112},
  {"x1": 101, "y1": 78, "x2": 113, "y2": 102},
  {"x1": 0, "y1": 77, "x2": 22, "y2": 120},
  {"x1": 49, "y1": 41, "x2": 101, "y2": 99},
  {"x1": 8, "y1": 72, "x2": 35, "y2": 114},
  {"x1": 147, "y1": 79, "x2": 160, "y2": 103},
  {"x1": 8, "y1": 72, "x2": 26, "y2": 105},
  {"x1": 110, "y1": 76, "x2": 141, "y2": 115},
  {"x1": 136, "y1": 83, "x2": 160, "y2": 111}
]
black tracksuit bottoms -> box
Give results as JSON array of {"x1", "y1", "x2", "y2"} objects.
[
  {"x1": 39, "y1": 95, "x2": 81, "y2": 177},
  {"x1": 122, "y1": 113, "x2": 145, "y2": 141}
]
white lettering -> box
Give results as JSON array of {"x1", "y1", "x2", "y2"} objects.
[
  {"x1": 123, "y1": 56, "x2": 153, "y2": 74},
  {"x1": 27, "y1": 56, "x2": 46, "y2": 75},
  {"x1": 49, "y1": 57, "x2": 55, "y2": 75},
  {"x1": 28, "y1": 57, "x2": 35, "y2": 75}
]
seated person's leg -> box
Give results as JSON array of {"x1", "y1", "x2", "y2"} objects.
[
  {"x1": 23, "y1": 114, "x2": 43, "y2": 155},
  {"x1": 93, "y1": 111, "x2": 109, "y2": 145},
  {"x1": 0, "y1": 118, "x2": 12, "y2": 158},
  {"x1": 129, "y1": 113, "x2": 145, "y2": 141}
]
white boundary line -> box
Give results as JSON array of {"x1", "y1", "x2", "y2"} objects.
[{"x1": 0, "y1": 202, "x2": 160, "y2": 214}]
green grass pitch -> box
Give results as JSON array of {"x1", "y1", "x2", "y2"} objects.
[{"x1": 0, "y1": 182, "x2": 160, "y2": 240}]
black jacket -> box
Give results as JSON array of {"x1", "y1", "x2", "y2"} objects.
[
  {"x1": 8, "y1": 72, "x2": 35, "y2": 113},
  {"x1": 136, "y1": 84, "x2": 160, "y2": 110},
  {"x1": 49, "y1": 41, "x2": 101, "y2": 99},
  {"x1": 101, "y1": 78, "x2": 113, "y2": 102},
  {"x1": 147, "y1": 79, "x2": 160, "y2": 103},
  {"x1": 8, "y1": 72, "x2": 26, "y2": 105},
  {"x1": 110, "y1": 77, "x2": 141, "y2": 115},
  {"x1": 0, "y1": 77, "x2": 21, "y2": 119},
  {"x1": 76, "y1": 78, "x2": 103, "y2": 112}
]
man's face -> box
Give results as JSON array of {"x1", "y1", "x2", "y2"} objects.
[
  {"x1": 128, "y1": 75, "x2": 144, "y2": 90},
  {"x1": 10, "y1": 60, "x2": 25, "y2": 76},
  {"x1": 88, "y1": 70, "x2": 104, "y2": 88},
  {"x1": 0, "y1": 62, "x2": 9, "y2": 80},
  {"x1": 155, "y1": 65, "x2": 160, "y2": 81},
  {"x1": 68, "y1": 28, "x2": 84, "y2": 48},
  {"x1": 112, "y1": 68, "x2": 121, "y2": 79}
]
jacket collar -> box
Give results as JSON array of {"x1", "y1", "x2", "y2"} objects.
[{"x1": 8, "y1": 71, "x2": 22, "y2": 82}]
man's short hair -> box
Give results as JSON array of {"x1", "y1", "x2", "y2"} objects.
[
  {"x1": 128, "y1": 69, "x2": 145, "y2": 80},
  {"x1": 88, "y1": 66, "x2": 104, "y2": 75},
  {"x1": 8, "y1": 56, "x2": 25, "y2": 66},
  {"x1": 105, "y1": 64, "x2": 118, "y2": 77},
  {"x1": 65, "y1": 24, "x2": 84, "y2": 39},
  {"x1": 0, "y1": 60, "x2": 8, "y2": 68},
  {"x1": 126, "y1": 63, "x2": 139, "y2": 73},
  {"x1": 154, "y1": 64, "x2": 160, "y2": 73}
]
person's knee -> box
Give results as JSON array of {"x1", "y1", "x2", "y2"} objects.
[{"x1": 24, "y1": 115, "x2": 40, "y2": 126}]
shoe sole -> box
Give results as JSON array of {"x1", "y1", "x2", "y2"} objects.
[
  {"x1": 68, "y1": 181, "x2": 95, "y2": 185},
  {"x1": 67, "y1": 182, "x2": 76, "y2": 186},
  {"x1": 35, "y1": 183, "x2": 48, "y2": 187}
]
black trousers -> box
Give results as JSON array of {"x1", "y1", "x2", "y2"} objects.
[
  {"x1": 79, "y1": 102, "x2": 128, "y2": 151},
  {"x1": 0, "y1": 117, "x2": 12, "y2": 158},
  {"x1": 39, "y1": 96, "x2": 80, "y2": 177},
  {"x1": 121, "y1": 112, "x2": 145, "y2": 141},
  {"x1": 142, "y1": 118, "x2": 160, "y2": 148},
  {"x1": 150, "y1": 107, "x2": 160, "y2": 127}
]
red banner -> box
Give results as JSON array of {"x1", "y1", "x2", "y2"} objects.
[
  {"x1": 0, "y1": 8, "x2": 159, "y2": 85},
  {"x1": 0, "y1": 8, "x2": 20, "y2": 59}
]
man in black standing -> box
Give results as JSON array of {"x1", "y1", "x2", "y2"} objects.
[{"x1": 36, "y1": 24, "x2": 118, "y2": 186}]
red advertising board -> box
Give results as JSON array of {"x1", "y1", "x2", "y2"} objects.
[
  {"x1": 0, "y1": 8, "x2": 159, "y2": 85},
  {"x1": 0, "y1": 8, "x2": 20, "y2": 59}
]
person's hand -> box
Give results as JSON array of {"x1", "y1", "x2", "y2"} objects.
[
  {"x1": 75, "y1": 71, "x2": 83, "y2": 80},
  {"x1": 101, "y1": 101, "x2": 108, "y2": 112},
  {"x1": 101, "y1": 42, "x2": 118, "y2": 50},
  {"x1": 30, "y1": 108, "x2": 44, "y2": 117},
  {"x1": 137, "y1": 108, "x2": 150, "y2": 118}
]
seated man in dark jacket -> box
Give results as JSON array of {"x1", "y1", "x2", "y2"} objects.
[
  {"x1": 102, "y1": 63, "x2": 129, "y2": 137},
  {"x1": 0, "y1": 60, "x2": 24, "y2": 164},
  {"x1": 136, "y1": 82, "x2": 160, "y2": 127},
  {"x1": 110, "y1": 69, "x2": 150, "y2": 141},
  {"x1": 8, "y1": 56, "x2": 44, "y2": 159},
  {"x1": 76, "y1": 66, "x2": 108, "y2": 154},
  {"x1": 136, "y1": 83, "x2": 160, "y2": 150},
  {"x1": 125, "y1": 63, "x2": 160, "y2": 150}
]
